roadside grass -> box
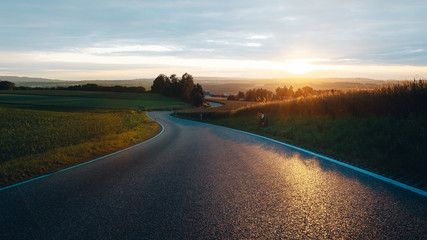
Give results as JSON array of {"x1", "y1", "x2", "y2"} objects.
[
  {"x1": 0, "y1": 107, "x2": 161, "y2": 187},
  {"x1": 207, "y1": 115, "x2": 426, "y2": 186},
  {"x1": 180, "y1": 81, "x2": 427, "y2": 189},
  {"x1": 0, "y1": 91, "x2": 188, "y2": 110}
]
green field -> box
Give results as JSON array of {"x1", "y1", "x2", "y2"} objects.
[
  {"x1": 0, "y1": 90, "x2": 188, "y2": 110},
  {"x1": 0, "y1": 107, "x2": 161, "y2": 187},
  {"x1": 0, "y1": 90, "x2": 187, "y2": 187}
]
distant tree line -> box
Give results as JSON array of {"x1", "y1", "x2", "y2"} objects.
[
  {"x1": 151, "y1": 73, "x2": 205, "y2": 107},
  {"x1": 0, "y1": 80, "x2": 146, "y2": 93},
  {"x1": 0, "y1": 81, "x2": 16, "y2": 90},
  {"x1": 232, "y1": 80, "x2": 427, "y2": 118},
  {"x1": 57, "y1": 84, "x2": 146, "y2": 93},
  {"x1": 2, "y1": 74, "x2": 205, "y2": 108},
  {"x1": 227, "y1": 85, "x2": 333, "y2": 102}
]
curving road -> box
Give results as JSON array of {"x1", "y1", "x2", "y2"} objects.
[
  {"x1": 1, "y1": 111, "x2": 426, "y2": 239},
  {"x1": 206, "y1": 100, "x2": 224, "y2": 108}
]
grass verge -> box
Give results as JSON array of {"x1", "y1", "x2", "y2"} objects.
[
  {"x1": 200, "y1": 114, "x2": 427, "y2": 190},
  {"x1": 179, "y1": 81, "x2": 427, "y2": 190},
  {"x1": 0, "y1": 107, "x2": 161, "y2": 187}
]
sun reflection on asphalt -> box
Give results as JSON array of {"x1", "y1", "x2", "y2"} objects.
[{"x1": 200, "y1": 137, "x2": 425, "y2": 239}]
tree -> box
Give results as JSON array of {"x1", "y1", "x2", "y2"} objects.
[
  {"x1": 151, "y1": 72, "x2": 205, "y2": 106},
  {"x1": 227, "y1": 95, "x2": 237, "y2": 100},
  {"x1": 244, "y1": 88, "x2": 273, "y2": 102},
  {"x1": 161, "y1": 74, "x2": 180, "y2": 97},
  {"x1": 0, "y1": 81, "x2": 15, "y2": 90},
  {"x1": 302, "y1": 86, "x2": 314, "y2": 97},
  {"x1": 237, "y1": 91, "x2": 245, "y2": 100},
  {"x1": 287, "y1": 86, "x2": 294, "y2": 98},
  {"x1": 255, "y1": 88, "x2": 273, "y2": 102},
  {"x1": 81, "y1": 84, "x2": 99, "y2": 91},
  {"x1": 63, "y1": 84, "x2": 145, "y2": 93},
  {"x1": 191, "y1": 83, "x2": 205, "y2": 107},
  {"x1": 151, "y1": 74, "x2": 169, "y2": 92},
  {"x1": 294, "y1": 88, "x2": 304, "y2": 98},
  {"x1": 275, "y1": 85, "x2": 289, "y2": 100},
  {"x1": 170, "y1": 74, "x2": 179, "y2": 84},
  {"x1": 245, "y1": 89, "x2": 257, "y2": 101},
  {"x1": 180, "y1": 73, "x2": 194, "y2": 101}
]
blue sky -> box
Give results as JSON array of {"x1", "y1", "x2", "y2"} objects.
[{"x1": 0, "y1": 0, "x2": 426, "y2": 80}]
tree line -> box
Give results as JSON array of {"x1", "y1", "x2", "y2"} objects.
[
  {"x1": 227, "y1": 85, "x2": 335, "y2": 102},
  {"x1": 0, "y1": 81, "x2": 16, "y2": 90},
  {"x1": 1, "y1": 72, "x2": 206, "y2": 107},
  {"x1": 0, "y1": 80, "x2": 146, "y2": 93},
  {"x1": 231, "y1": 80, "x2": 426, "y2": 117},
  {"x1": 59, "y1": 84, "x2": 146, "y2": 93},
  {"x1": 151, "y1": 73, "x2": 205, "y2": 107}
]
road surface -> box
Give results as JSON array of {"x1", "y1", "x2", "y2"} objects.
[
  {"x1": 206, "y1": 100, "x2": 224, "y2": 108},
  {"x1": 0, "y1": 111, "x2": 426, "y2": 239}
]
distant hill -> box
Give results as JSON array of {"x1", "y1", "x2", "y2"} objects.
[
  {"x1": 0, "y1": 76, "x2": 153, "y2": 88},
  {"x1": 0, "y1": 76, "x2": 62, "y2": 83},
  {"x1": 1, "y1": 75, "x2": 400, "y2": 94}
]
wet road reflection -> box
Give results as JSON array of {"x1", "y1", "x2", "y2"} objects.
[
  {"x1": 0, "y1": 112, "x2": 425, "y2": 239},
  {"x1": 183, "y1": 122, "x2": 426, "y2": 239}
]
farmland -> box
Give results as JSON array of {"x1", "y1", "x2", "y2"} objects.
[
  {"x1": 0, "y1": 90, "x2": 186, "y2": 186},
  {"x1": 0, "y1": 90, "x2": 188, "y2": 110}
]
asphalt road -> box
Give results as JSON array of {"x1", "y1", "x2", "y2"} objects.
[
  {"x1": 1, "y1": 112, "x2": 426, "y2": 239},
  {"x1": 206, "y1": 100, "x2": 224, "y2": 108}
]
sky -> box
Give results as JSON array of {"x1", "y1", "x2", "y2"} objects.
[{"x1": 0, "y1": 0, "x2": 426, "y2": 80}]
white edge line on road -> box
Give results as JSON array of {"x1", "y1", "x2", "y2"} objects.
[
  {"x1": 187, "y1": 117, "x2": 427, "y2": 197},
  {"x1": 0, "y1": 113, "x2": 165, "y2": 191}
]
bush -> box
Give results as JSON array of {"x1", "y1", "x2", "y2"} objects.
[{"x1": 0, "y1": 81, "x2": 15, "y2": 90}]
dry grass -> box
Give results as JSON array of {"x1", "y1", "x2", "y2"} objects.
[
  {"x1": 230, "y1": 80, "x2": 427, "y2": 118},
  {"x1": 178, "y1": 81, "x2": 427, "y2": 189}
]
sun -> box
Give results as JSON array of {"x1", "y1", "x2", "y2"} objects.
[{"x1": 283, "y1": 59, "x2": 316, "y2": 74}]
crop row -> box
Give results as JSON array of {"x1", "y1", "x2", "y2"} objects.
[{"x1": 0, "y1": 108, "x2": 152, "y2": 163}]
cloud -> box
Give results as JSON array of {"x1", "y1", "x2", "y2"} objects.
[
  {"x1": 0, "y1": 0, "x2": 426, "y2": 79},
  {"x1": 247, "y1": 35, "x2": 272, "y2": 40},
  {"x1": 81, "y1": 44, "x2": 184, "y2": 55},
  {"x1": 205, "y1": 39, "x2": 261, "y2": 48},
  {"x1": 243, "y1": 43, "x2": 262, "y2": 47},
  {"x1": 1, "y1": 49, "x2": 425, "y2": 80}
]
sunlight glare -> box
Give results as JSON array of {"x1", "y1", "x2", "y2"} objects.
[{"x1": 283, "y1": 59, "x2": 317, "y2": 74}]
